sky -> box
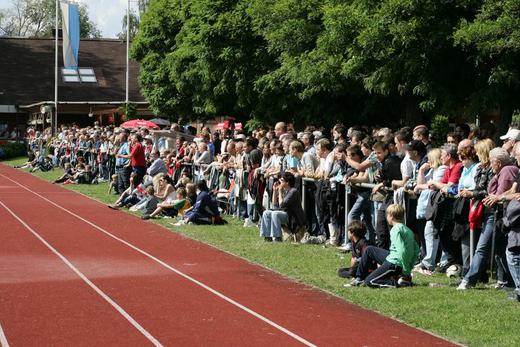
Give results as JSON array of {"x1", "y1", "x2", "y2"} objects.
[{"x1": 0, "y1": 0, "x2": 137, "y2": 38}]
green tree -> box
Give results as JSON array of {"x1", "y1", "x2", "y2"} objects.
[
  {"x1": 133, "y1": 0, "x2": 274, "y2": 122},
  {"x1": 0, "y1": 0, "x2": 100, "y2": 38},
  {"x1": 117, "y1": 10, "x2": 140, "y2": 40},
  {"x1": 455, "y1": 0, "x2": 520, "y2": 129}
]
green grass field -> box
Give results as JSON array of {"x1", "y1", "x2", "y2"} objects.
[{"x1": 3, "y1": 157, "x2": 519, "y2": 346}]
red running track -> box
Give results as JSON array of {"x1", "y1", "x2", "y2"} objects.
[{"x1": 0, "y1": 164, "x2": 455, "y2": 346}]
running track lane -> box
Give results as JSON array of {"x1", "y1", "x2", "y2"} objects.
[
  {"x1": 0, "y1": 179, "x2": 304, "y2": 346},
  {"x1": 0, "y1": 201, "x2": 154, "y2": 346},
  {"x1": 0, "y1": 164, "x2": 455, "y2": 346}
]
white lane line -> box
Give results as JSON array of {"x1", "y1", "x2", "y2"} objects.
[
  {"x1": 0, "y1": 323, "x2": 9, "y2": 347},
  {"x1": 0, "y1": 173, "x2": 317, "y2": 347},
  {"x1": 0, "y1": 200, "x2": 163, "y2": 347}
]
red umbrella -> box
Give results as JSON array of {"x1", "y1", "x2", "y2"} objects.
[{"x1": 120, "y1": 119, "x2": 160, "y2": 130}]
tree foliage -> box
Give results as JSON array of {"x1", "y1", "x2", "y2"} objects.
[
  {"x1": 455, "y1": 0, "x2": 520, "y2": 122},
  {"x1": 0, "y1": 0, "x2": 101, "y2": 38},
  {"x1": 133, "y1": 0, "x2": 520, "y2": 127}
]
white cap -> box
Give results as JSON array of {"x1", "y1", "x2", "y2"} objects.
[{"x1": 500, "y1": 128, "x2": 520, "y2": 141}]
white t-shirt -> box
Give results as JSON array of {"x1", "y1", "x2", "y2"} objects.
[{"x1": 400, "y1": 153, "x2": 415, "y2": 179}]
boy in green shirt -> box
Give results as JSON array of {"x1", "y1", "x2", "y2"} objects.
[{"x1": 351, "y1": 204, "x2": 419, "y2": 288}]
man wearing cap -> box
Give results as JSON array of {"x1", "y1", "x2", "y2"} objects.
[{"x1": 500, "y1": 128, "x2": 520, "y2": 156}]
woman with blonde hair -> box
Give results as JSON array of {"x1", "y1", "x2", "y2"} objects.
[
  {"x1": 413, "y1": 148, "x2": 447, "y2": 275},
  {"x1": 457, "y1": 139, "x2": 495, "y2": 282}
]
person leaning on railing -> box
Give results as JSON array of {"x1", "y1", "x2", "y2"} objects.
[{"x1": 458, "y1": 147, "x2": 519, "y2": 290}]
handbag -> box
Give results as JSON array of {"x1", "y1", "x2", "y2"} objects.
[{"x1": 468, "y1": 199, "x2": 484, "y2": 230}]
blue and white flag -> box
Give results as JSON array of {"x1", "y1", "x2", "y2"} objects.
[{"x1": 60, "y1": 1, "x2": 80, "y2": 69}]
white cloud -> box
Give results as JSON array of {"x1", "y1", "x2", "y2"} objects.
[{"x1": 79, "y1": 0, "x2": 134, "y2": 38}]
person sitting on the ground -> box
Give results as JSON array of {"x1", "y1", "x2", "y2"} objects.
[
  {"x1": 186, "y1": 182, "x2": 197, "y2": 206},
  {"x1": 75, "y1": 164, "x2": 95, "y2": 184},
  {"x1": 107, "y1": 172, "x2": 141, "y2": 209},
  {"x1": 153, "y1": 173, "x2": 175, "y2": 202},
  {"x1": 31, "y1": 153, "x2": 53, "y2": 172},
  {"x1": 338, "y1": 220, "x2": 370, "y2": 279},
  {"x1": 350, "y1": 204, "x2": 419, "y2": 288},
  {"x1": 108, "y1": 174, "x2": 119, "y2": 194},
  {"x1": 14, "y1": 151, "x2": 37, "y2": 169},
  {"x1": 142, "y1": 187, "x2": 190, "y2": 220},
  {"x1": 61, "y1": 163, "x2": 85, "y2": 184},
  {"x1": 260, "y1": 172, "x2": 306, "y2": 242},
  {"x1": 54, "y1": 163, "x2": 74, "y2": 184},
  {"x1": 130, "y1": 185, "x2": 159, "y2": 216},
  {"x1": 183, "y1": 181, "x2": 221, "y2": 225}
]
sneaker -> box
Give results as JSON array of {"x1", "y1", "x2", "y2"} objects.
[
  {"x1": 337, "y1": 267, "x2": 353, "y2": 279},
  {"x1": 141, "y1": 214, "x2": 151, "y2": 220},
  {"x1": 350, "y1": 277, "x2": 365, "y2": 287},
  {"x1": 457, "y1": 280, "x2": 473, "y2": 291},
  {"x1": 300, "y1": 232, "x2": 311, "y2": 244},
  {"x1": 107, "y1": 204, "x2": 120, "y2": 210},
  {"x1": 494, "y1": 281, "x2": 509, "y2": 290},
  {"x1": 305, "y1": 235, "x2": 326, "y2": 245},
  {"x1": 274, "y1": 237, "x2": 283, "y2": 242},
  {"x1": 173, "y1": 220, "x2": 186, "y2": 226},
  {"x1": 507, "y1": 291, "x2": 520, "y2": 302},
  {"x1": 243, "y1": 218, "x2": 256, "y2": 228},
  {"x1": 337, "y1": 243, "x2": 351, "y2": 253},
  {"x1": 315, "y1": 234, "x2": 327, "y2": 244},
  {"x1": 397, "y1": 276, "x2": 413, "y2": 287},
  {"x1": 264, "y1": 237, "x2": 273, "y2": 242}
]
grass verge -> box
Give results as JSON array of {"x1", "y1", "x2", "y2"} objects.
[{"x1": 3, "y1": 157, "x2": 519, "y2": 346}]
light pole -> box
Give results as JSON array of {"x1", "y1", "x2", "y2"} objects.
[
  {"x1": 126, "y1": 0, "x2": 130, "y2": 105},
  {"x1": 54, "y1": 0, "x2": 59, "y2": 136}
]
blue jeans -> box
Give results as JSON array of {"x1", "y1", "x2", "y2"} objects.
[
  {"x1": 463, "y1": 212, "x2": 494, "y2": 285},
  {"x1": 348, "y1": 191, "x2": 375, "y2": 244},
  {"x1": 461, "y1": 229, "x2": 480, "y2": 276},
  {"x1": 260, "y1": 210, "x2": 288, "y2": 238},
  {"x1": 421, "y1": 220, "x2": 440, "y2": 271},
  {"x1": 117, "y1": 166, "x2": 131, "y2": 194},
  {"x1": 507, "y1": 248, "x2": 520, "y2": 296},
  {"x1": 247, "y1": 203, "x2": 256, "y2": 221}
]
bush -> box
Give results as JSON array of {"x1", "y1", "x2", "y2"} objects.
[
  {"x1": 0, "y1": 142, "x2": 26, "y2": 160},
  {"x1": 512, "y1": 110, "x2": 520, "y2": 127},
  {"x1": 430, "y1": 114, "x2": 450, "y2": 147}
]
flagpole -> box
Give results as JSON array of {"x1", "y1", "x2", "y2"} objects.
[
  {"x1": 54, "y1": 0, "x2": 59, "y2": 136},
  {"x1": 125, "y1": 0, "x2": 130, "y2": 105}
]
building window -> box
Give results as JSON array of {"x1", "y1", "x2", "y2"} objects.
[{"x1": 62, "y1": 68, "x2": 97, "y2": 83}]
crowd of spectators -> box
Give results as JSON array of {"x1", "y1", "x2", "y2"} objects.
[{"x1": 18, "y1": 119, "x2": 520, "y2": 299}]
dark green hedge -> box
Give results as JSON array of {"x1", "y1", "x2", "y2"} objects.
[{"x1": 0, "y1": 142, "x2": 26, "y2": 160}]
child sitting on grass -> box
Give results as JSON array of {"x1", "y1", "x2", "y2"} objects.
[
  {"x1": 349, "y1": 204, "x2": 419, "y2": 288},
  {"x1": 108, "y1": 174, "x2": 119, "y2": 195},
  {"x1": 142, "y1": 187, "x2": 190, "y2": 220},
  {"x1": 54, "y1": 163, "x2": 74, "y2": 184},
  {"x1": 338, "y1": 220, "x2": 370, "y2": 279},
  {"x1": 130, "y1": 185, "x2": 159, "y2": 216}
]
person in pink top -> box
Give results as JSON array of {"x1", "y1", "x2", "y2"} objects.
[{"x1": 458, "y1": 148, "x2": 519, "y2": 290}]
